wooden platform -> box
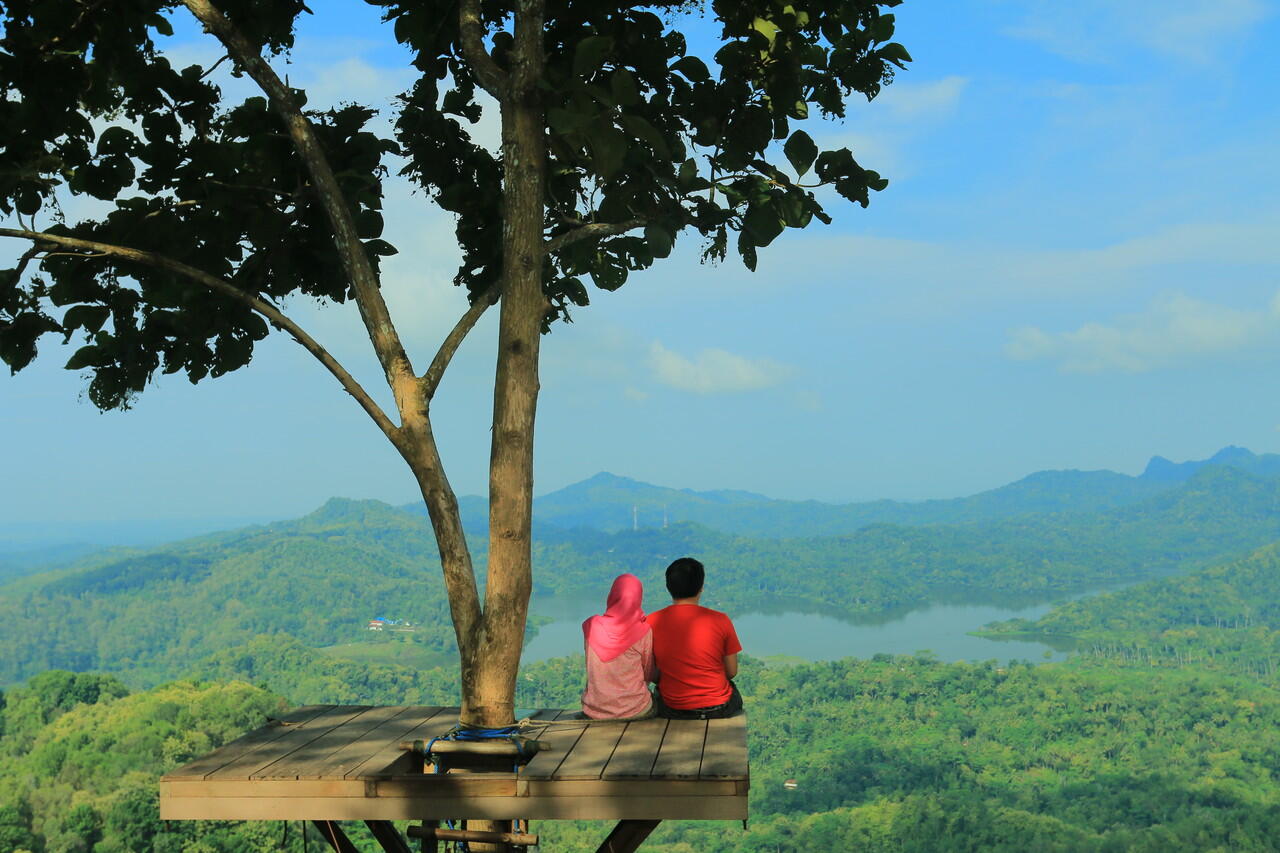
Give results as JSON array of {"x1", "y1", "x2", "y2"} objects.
[{"x1": 160, "y1": 706, "x2": 748, "y2": 822}]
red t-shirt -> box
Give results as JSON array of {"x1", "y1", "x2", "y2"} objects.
[{"x1": 649, "y1": 604, "x2": 742, "y2": 709}]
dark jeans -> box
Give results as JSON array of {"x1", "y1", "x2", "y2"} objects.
[{"x1": 655, "y1": 681, "x2": 743, "y2": 720}]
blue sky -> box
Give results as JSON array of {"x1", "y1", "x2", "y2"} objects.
[{"x1": 3, "y1": 0, "x2": 1280, "y2": 531}]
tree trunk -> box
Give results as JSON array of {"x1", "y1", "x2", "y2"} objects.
[{"x1": 468, "y1": 0, "x2": 548, "y2": 731}]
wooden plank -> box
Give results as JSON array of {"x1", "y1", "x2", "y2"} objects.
[
  {"x1": 516, "y1": 710, "x2": 588, "y2": 779},
  {"x1": 207, "y1": 706, "x2": 372, "y2": 781},
  {"x1": 553, "y1": 719, "x2": 628, "y2": 780},
  {"x1": 374, "y1": 777, "x2": 517, "y2": 798},
  {"x1": 351, "y1": 707, "x2": 460, "y2": 780},
  {"x1": 650, "y1": 719, "x2": 707, "y2": 780},
  {"x1": 163, "y1": 706, "x2": 333, "y2": 781},
  {"x1": 601, "y1": 718, "x2": 668, "y2": 780},
  {"x1": 698, "y1": 715, "x2": 748, "y2": 780},
  {"x1": 301, "y1": 706, "x2": 433, "y2": 780},
  {"x1": 253, "y1": 705, "x2": 410, "y2": 780},
  {"x1": 164, "y1": 776, "x2": 738, "y2": 801},
  {"x1": 519, "y1": 780, "x2": 737, "y2": 798},
  {"x1": 162, "y1": 779, "x2": 367, "y2": 799},
  {"x1": 160, "y1": 793, "x2": 747, "y2": 821},
  {"x1": 517, "y1": 708, "x2": 562, "y2": 742}
]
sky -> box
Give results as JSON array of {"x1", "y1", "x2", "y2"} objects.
[{"x1": 4, "y1": 0, "x2": 1280, "y2": 536}]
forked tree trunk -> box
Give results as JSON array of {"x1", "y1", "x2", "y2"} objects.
[{"x1": 399, "y1": 1, "x2": 547, "y2": 734}]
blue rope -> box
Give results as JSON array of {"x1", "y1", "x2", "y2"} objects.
[{"x1": 425, "y1": 725, "x2": 530, "y2": 851}]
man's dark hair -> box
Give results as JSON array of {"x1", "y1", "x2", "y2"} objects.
[{"x1": 666, "y1": 557, "x2": 705, "y2": 600}]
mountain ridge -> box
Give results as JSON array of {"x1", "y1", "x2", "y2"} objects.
[{"x1": 477, "y1": 446, "x2": 1280, "y2": 537}]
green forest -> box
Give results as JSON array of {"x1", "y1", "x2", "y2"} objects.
[
  {"x1": 5, "y1": 464, "x2": 1280, "y2": 688},
  {"x1": 5, "y1": 458, "x2": 1280, "y2": 850},
  {"x1": 6, "y1": 648, "x2": 1280, "y2": 851}
]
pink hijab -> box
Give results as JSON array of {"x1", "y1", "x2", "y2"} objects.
[{"x1": 582, "y1": 573, "x2": 651, "y2": 662}]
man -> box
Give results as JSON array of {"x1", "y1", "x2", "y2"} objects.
[{"x1": 648, "y1": 557, "x2": 743, "y2": 719}]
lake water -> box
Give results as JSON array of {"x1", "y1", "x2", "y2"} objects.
[{"x1": 521, "y1": 591, "x2": 1082, "y2": 666}]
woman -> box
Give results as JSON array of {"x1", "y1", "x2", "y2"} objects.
[{"x1": 581, "y1": 573, "x2": 658, "y2": 720}]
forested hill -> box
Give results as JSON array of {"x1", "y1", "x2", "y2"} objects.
[
  {"x1": 984, "y1": 540, "x2": 1280, "y2": 684},
  {"x1": 531, "y1": 466, "x2": 1280, "y2": 611},
  {"x1": 6, "y1": 465, "x2": 1280, "y2": 687},
  {"x1": 457, "y1": 445, "x2": 1280, "y2": 537},
  {"x1": 0, "y1": 499, "x2": 459, "y2": 687},
  {"x1": 8, "y1": 652, "x2": 1280, "y2": 851}
]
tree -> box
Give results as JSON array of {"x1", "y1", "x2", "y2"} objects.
[{"x1": 0, "y1": 0, "x2": 910, "y2": 727}]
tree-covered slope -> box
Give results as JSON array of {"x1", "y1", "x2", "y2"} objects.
[
  {"x1": 532, "y1": 467, "x2": 1280, "y2": 615},
  {"x1": 980, "y1": 537, "x2": 1280, "y2": 684},
  {"x1": 6, "y1": 466, "x2": 1280, "y2": 688},
  {"x1": 0, "y1": 499, "x2": 458, "y2": 686},
  {"x1": 6, "y1": 653, "x2": 1280, "y2": 853}
]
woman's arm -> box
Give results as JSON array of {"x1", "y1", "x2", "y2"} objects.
[{"x1": 643, "y1": 636, "x2": 659, "y2": 683}]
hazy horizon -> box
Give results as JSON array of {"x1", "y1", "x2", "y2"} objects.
[{"x1": 5, "y1": 1, "x2": 1280, "y2": 527}]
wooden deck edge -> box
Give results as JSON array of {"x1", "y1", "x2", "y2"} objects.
[
  {"x1": 159, "y1": 794, "x2": 747, "y2": 821},
  {"x1": 160, "y1": 778, "x2": 746, "y2": 799}
]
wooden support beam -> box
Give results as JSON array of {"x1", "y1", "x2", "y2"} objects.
[
  {"x1": 596, "y1": 819, "x2": 661, "y2": 853},
  {"x1": 407, "y1": 824, "x2": 539, "y2": 846},
  {"x1": 414, "y1": 820, "x2": 439, "y2": 853},
  {"x1": 312, "y1": 820, "x2": 360, "y2": 853},
  {"x1": 365, "y1": 820, "x2": 413, "y2": 853}
]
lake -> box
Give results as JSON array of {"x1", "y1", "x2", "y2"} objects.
[{"x1": 521, "y1": 591, "x2": 1083, "y2": 665}]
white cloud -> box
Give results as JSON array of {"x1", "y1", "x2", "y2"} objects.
[
  {"x1": 648, "y1": 342, "x2": 789, "y2": 393},
  {"x1": 1006, "y1": 291, "x2": 1280, "y2": 372},
  {"x1": 1006, "y1": 0, "x2": 1270, "y2": 64},
  {"x1": 878, "y1": 76, "x2": 969, "y2": 121},
  {"x1": 624, "y1": 387, "x2": 650, "y2": 402}
]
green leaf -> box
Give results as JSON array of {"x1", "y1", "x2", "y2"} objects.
[
  {"x1": 586, "y1": 125, "x2": 628, "y2": 180},
  {"x1": 589, "y1": 253, "x2": 629, "y2": 290},
  {"x1": 356, "y1": 209, "x2": 384, "y2": 239},
  {"x1": 610, "y1": 70, "x2": 641, "y2": 107},
  {"x1": 96, "y1": 126, "x2": 137, "y2": 156},
  {"x1": 737, "y1": 231, "x2": 758, "y2": 272},
  {"x1": 573, "y1": 36, "x2": 614, "y2": 78},
  {"x1": 146, "y1": 12, "x2": 174, "y2": 37},
  {"x1": 880, "y1": 42, "x2": 913, "y2": 67},
  {"x1": 670, "y1": 56, "x2": 711, "y2": 83},
  {"x1": 645, "y1": 224, "x2": 674, "y2": 259},
  {"x1": 63, "y1": 305, "x2": 111, "y2": 335},
  {"x1": 743, "y1": 201, "x2": 785, "y2": 247},
  {"x1": 65, "y1": 345, "x2": 103, "y2": 370},
  {"x1": 678, "y1": 159, "x2": 698, "y2": 190},
  {"x1": 364, "y1": 239, "x2": 398, "y2": 257},
  {"x1": 783, "y1": 130, "x2": 818, "y2": 178},
  {"x1": 618, "y1": 114, "x2": 669, "y2": 160}
]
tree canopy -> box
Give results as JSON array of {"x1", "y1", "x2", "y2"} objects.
[
  {"x1": 0, "y1": 0, "x2": 911, "y2": 725},
  {"x1": 1, "y1": 0, "x2": 908, "y2": 400}
]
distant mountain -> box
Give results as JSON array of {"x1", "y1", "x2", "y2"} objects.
[
  {"x1": 507, "y1": 446, "x2": 1280, "y2": 537},
  {"x1": 7, "y1": 450, "x2": 1280, "y2": 688},
  {"x1": 531, "y1": 466, "x2": 1280, "y2": 615},
  {"x1": 1140, "y1": 445, "x2": 1280, "y2": 483}
]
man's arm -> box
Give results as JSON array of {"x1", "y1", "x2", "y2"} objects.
[{"x1": 723, "y1": 653, "x2": 739, "y2": 679}]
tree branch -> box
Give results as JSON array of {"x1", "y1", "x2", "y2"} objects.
[
  {"x1": 12, "y1": 245, "x2": 39, "y2": 281},
  {"x1": 459, "y1": 0, "x2": 509, "y2": 98},
  {"x1": 0, "y1": 227, "x2": 400, "y2": 441},
  {"x1": 421, "y1": 285, "x2": 500, "y2": 401},
  {"x1": 180, "y1": 0, "x2": 419, "y2": 412},
  {"x1": 545, "y1": 218, "x2": 645, "y2": 253}
]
